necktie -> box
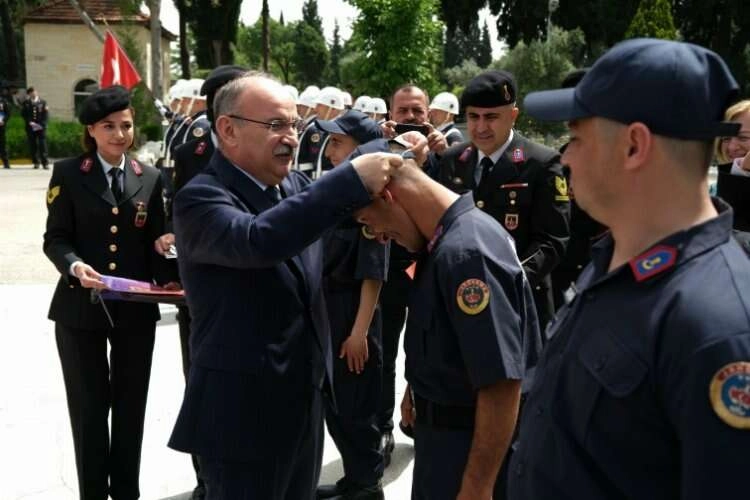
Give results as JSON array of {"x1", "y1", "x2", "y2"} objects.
[
  {"x1": 478, "y1": 157, "x2": 494, "y2": 187},
  {"x1": 109, "y1": 168, "x2": 122, "y2": 202},
  {"x1": 265, "y1": 185, "x2": 282, "y2": 205}
]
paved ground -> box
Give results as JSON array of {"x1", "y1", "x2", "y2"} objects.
[{"x1": 0, "y1": 163, "x2": 414, "y2": 499}]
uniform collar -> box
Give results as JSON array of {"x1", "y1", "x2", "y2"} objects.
[
  {"x1": 477, "y1": 129, "x2": 514, "y2": 167},
  {"x1": 427, "y1": 193, "x2": 476, "y2": 253},
  {"x1": 589, "y1": 198, "x2": 734, "y2": 284},
  {"x1": 437, "y1": 122, "x2": 455, "y2": 133},
  {"x1": 97, "y1": 152, "x2": 125, "y2": 176}
]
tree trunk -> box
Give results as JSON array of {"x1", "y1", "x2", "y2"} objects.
[
  {"x1": 148, "y1": 0, "x2": 162, "y2": 99},
  {"x1": 0, "y1": 0, "x2": 19, "y2": 81},
  {"x1": 175, "y1": 0, "x2": 190, "y2": 78},
  {"x1": 261, "y1": 0, "x2": 269, "y2": 71}
]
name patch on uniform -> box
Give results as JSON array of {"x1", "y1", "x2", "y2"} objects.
[
  {"x1": 505, "y1": 213, "x2": 519, "y2": 231},
  {"x1": 511, "y1": 148, "x2": 525, "y2": 163},
  {"x1": 80, "y1": 157, "x2": 93, "y2": 173},
  {"x1": 47, "y1": 185, "x2": 60, "y2": 205},
  {"x1": 629, "y1": 245, "x2": 677, "y2": 282},
  {"x1": 555, "y1": 176, "x2": 570, "y2": 201},
  {"x1": 710, "y1": 362, "x2": 750, "y2": 429},
  {"x1": 456, "y1": 279, "x2": 490, "y2": 315}
]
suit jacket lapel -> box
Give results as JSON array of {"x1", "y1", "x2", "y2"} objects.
[
  {"x1": 490, "y1": 134, "x2": 524, "y2": 185},
  {"x1": 120, "y1": 156, "x2": 143, "y2": 205},
  {"x1": 82, "y1": 155, "x2": 117, "y2": 206}
]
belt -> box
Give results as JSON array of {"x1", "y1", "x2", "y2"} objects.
[{"x1": 414, "y1": 394, "x2": 475, "y2": 429}]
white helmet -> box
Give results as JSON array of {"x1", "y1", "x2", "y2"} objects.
[
  {"x1": 183, "y1": 78, "x2": 206, "y2": 100},
  {"x1": 341, "y1": 91, "x2": 353, "y2": 107},
  {"x1": 283, "y1": 84, "x2": 299, "y2": 101},
  {"x1": 314, "y1": 86, "x2": 344, "y2": 110},
  {"x1": 364, "y1": 97, "x2": 387, "y2": 115},
  {"x1": 353, "y1": 95, "x2": 371, "y2": 112},
  {"x1": 297, "y1": 86, "x2": 319, "y2": 108},
  {"x1": 429, "y1": 91, "x2": 459, "y2": 114},
  {"x1": 168, "y1": 79, "x2": 189, "y2": 101}
]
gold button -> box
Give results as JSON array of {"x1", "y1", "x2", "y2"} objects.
[
  {"x1": 110, "y1": 225, "x2": 118, "y2": 234},
  {"x1": 509, "y1": 191, "x2": 517, "y2": 199},
  {"x1": 476, "y1": 200, "x2": 485, "y2": 208},
  {"x1": 453, "y1": 177, "x2": 463, "y2": 185},
  {"x1": 112, "y1": 207, "x2": 119, "y2": 215},
  {"x1": 510, "y1": 200, "x2": 516, "y2": 205},
  {"x1": 108, "y1": 262, "x2": 116, "y2": 271},
  {"x1": 109, "y1": 244, "x2": 117, "y2": 252}
]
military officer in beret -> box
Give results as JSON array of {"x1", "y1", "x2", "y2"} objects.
[
  {"x1": 509, "y1": 38, "x2": 750, "y2": 499},
  {"x1": 436, "y1": 71, "x2": 570, "y2": 328},
  {"x1": 43, "y1": 85, "x2": 177, "y2": 500},
  {"x1": 168, "y1": 64, "x2": 246, "y2": 500},
  {"x1": 0, "y1": 92, "x2": 11, "y2": 169},
  {"x1": 22, "y1": 86, "x2": 49, "y2": 169}
]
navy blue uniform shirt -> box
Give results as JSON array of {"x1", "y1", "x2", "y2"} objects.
[
  {"x1": 405, "y1": 193, "x2": 542, "y2": 406},
  {"x1": 509, "y1": 199, "x2": 750, "y2": 500},
  {"x1": 324, "y1": 219, "x2": 389, "y2": 287}
]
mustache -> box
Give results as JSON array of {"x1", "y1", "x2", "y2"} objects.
[{"x1": 273, "y1": 144, "x2": 293, "y2": 155}]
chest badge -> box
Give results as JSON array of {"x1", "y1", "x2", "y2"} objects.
[
  {"x1": 456, "y1": 278, "x2": 490, "y2": 315},
  {"x1": 130, "y1": 159, "x2": 143, "y2": 176},
  {"x1": 310, "y1": 133, "x2": 320, "y2": 143},
  {"x1": 505, "y1": 213, "x2": 519, "y2": 231},
  {"x1": 555, "y1": 176, "x2": 570, "y2": 201},
  {"x1": 80, "y1": 157, "x2": 93, "y2": 173},
  {"x1": 195, "y1": 141, "x2": 207, "y2": 155},
  {"x1": 710, "y1": 362, "x2": 750, "y2": 429},
  {"x1": 511, "y1": 148, "x2": 525, "y2": 163},
  {"x1": 192, "y1": 127, "x2": 205, "y2": 138},
  {"x1": 134, "y1": 201, "x2": 148, "y2": 228},
  {"x1": 629, "y1": 245, "x2": 677, "y2": 282}
]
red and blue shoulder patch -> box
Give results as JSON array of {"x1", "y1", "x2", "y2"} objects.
[
  {"x1": 80, "y1": 157, "x2": 93, "y2": 173},
  {"x1": 130, "y1": 159, "x2": 143, "y2": 176},
  {"x1": 195, "y1": 141, "x2": 208, "y2": 155},
  {"x1": 629, "y1": 245, "x2": 678, "y2": 282}
]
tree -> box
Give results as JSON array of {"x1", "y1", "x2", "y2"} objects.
[
  {"x1": 279, "y1": 11, "x2": 285, "y2": 26},
  {"x1": 344, "y1": 0, "x2": 444, "y2": 98},
  {"x1": 477, "y1": 20, "x2": 492, "y2": 67},
  {"x1": 494, "y1": 26, "x2": 586, "y2": 137},
  {"x1": 325, "y1": 20, "x2": 343, "y2": 85},
  {"x1": 553, "y1": 0, "x2": 641, "y2": 58},
  {"x1": 147, "y1": 0, "x2": 162, "y2": 99},
  {"x1": 186, "y1": 0, "x2": 242, "y2": 68},
  {"x1": 444, "y1": 21, "x2": 482, "y2": 69},
  {"x1": 292, "y1": 21, "x2": 329, "y2": 87},
  {"x1": 443, "y1": 58, "x2": 482, "y2": 94},
  {"x1": 262, "y1": 0, "x2": 270, "y2": 71},
  {"x1": 236, "y1": 18, "x2": 296, "y2": 83},
  {"x1": 625, "y1": 0, "x2": 677, "y2": 40},
  {"x1": 439, "y1": 0, "x2": 487, "y2": 34},
  {"x1": 302, "y1": 0, "x2": 324, "y2": 37},
  {"x1": 173, "y1": 0, "x2": 190, "y2": 78}
]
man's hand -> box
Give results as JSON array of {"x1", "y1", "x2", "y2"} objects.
[
  {"x1": 424, "y1": 122, "x2": 448, "y2": 154},
  {"x1": 400, "y1": 385, "x2": 416, "y2": 428},
  {"x1": 162, "y1": 281, "x2": 182, "y2": 291},
  {"x1": 154, "y1": 233, "x2": 175, "y2": 255},
  {"x1": 72, "y1": 262, "x2": 106, "y2": 290},
  {"x1": 339, "y1": 331, "x2": 369, "y2": 374},
  {"x1": 351, "y1": 152, "x2": 402, "y2": 195},
  {"x1": 380, "y1": 120, "x2": 398, "y2": 139},
  {"x1": 395, "y1": 132, "x2": 430, "y2": 166}
]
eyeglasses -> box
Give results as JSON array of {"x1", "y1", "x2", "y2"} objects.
[{"x1": 227, "y1": 114, "x2": 302, "y2": 134}]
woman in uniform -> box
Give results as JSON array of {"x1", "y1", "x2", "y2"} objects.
[
  {"x1": 715, "y1": 99, "x2": 750, "y2": 231},
  {"x1": 43, "y1": 85, "x2": 175, "y2": 500}
]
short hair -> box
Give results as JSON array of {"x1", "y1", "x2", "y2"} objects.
[
  {"x1": 27, "y1": 87, "x2": 34, "y2": 93},
  {"x1": 213, "y1": 71, "x2": 277, "y2": 122},
  {"x1": 714, "y1": 99, "x2": 750, "y2": 163},
  {"x1": 389, "y1": 84, "x2": 429, "y2": 110}
]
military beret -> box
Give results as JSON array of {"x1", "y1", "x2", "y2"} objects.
[
  {"x1": 78, "y1": 85, "x2": 131, "y2": 125},
  {"x1": 200, "y1": 65, "x2": 247, "y2": 100},
  {"x1": 460, "y1": 70, "x2": 518, "y2": 109}
]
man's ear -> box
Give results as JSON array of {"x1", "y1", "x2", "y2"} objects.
[
  {"x1": 214, "y1": 115, "x2": 236, "y2": 147},
  {"x1": 623, "y1": 122, "x2": 652, "y2": 171}
]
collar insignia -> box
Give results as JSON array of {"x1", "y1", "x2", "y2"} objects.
[{"x1": 629, "y1": 245, "x2": 677, "y2": 282}]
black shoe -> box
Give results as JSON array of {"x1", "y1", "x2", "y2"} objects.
[
  {"x1": 317, "y1": 478, "x2": 350, "y2": 499},
  {"x1": 42, "y1": 164, "x2": 49, "y2": 170},
  {"x1": 399, "y1": 420, "x2": 414, "y2": 439},
  {"x1": 190, "y1": 483, "x2": 206, "y2": 500},
  {"x1": 337, "y1": 483, "x2": 385, "y2": 500},
  {"x1": 33, "y1": 164, "x2": 39, "y2": 169},
  {"x1": 381, "y1": 431, "x2": 395, "y2": 467}
]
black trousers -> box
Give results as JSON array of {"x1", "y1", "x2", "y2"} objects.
[
  {"x1": 55, "y1": 322, "x2": 155, "y2": 500},
  {"x1": 324, "y1": 287, "x2": 384, "y2": 486},
  {"x1": 377, "y1": 270, "x2": 411, "y2": 433},
  {"x1": 200, "y1": 388, "x2": 324, "y2": 500},
  {"x1": 0, "y1": 127, "x2": 8, "y2": 168},
  {"x1": 176, "y1": 305, "x2": 204, "y2": 489},
  {"x1": 26, "y1": 127, "x2": 48, "y2": 166}
]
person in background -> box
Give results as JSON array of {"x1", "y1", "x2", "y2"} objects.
[
  {"x1": 0, "y1": 90, "x2": 11, "y2": 169},
  {"x1": 429, "y1": 92, "x2": 464, "y2": 147},
  {"x1": 43, "y1": 85, "x2": 176, "y2": 500},
  {"x1": 715, "y1": 99, "x2": 750, "y2": 231},
  {"x1": 22, "y1": 86, "x2": 49, "y2": 169}
]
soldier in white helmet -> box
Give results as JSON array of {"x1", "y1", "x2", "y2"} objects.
[
  {"x1": 429, "y1": 91, "x2": 464, "y2": 146},
  {"x1": 364, "y1": 97, "x2": 387, "y2": 124},
  {"x1": 297, "y1": 85, "x2": 319, "y2": 124},
  {"x1": 342, "y1": 91, "x2": 353, "y2": 110},
  {"x1": 353, "y1": 95, "x2": 371, "y2": 113},
  {"x1": 284, "y1": 84, "x2": 299, "y2": 102}
]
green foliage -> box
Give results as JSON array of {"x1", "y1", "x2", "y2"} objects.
[
  {"x1": 444, "y1": 21, "x2": 483, "y2": 69},
  {"x1": 477, "y1": 21, "x2": 493, "y2": 68},
  {"x1": 302, "y1": 0, "x2": 324, "y2": 37},
  {"x1": 292, "y1": 21, "x2": 330, "y2": 87},
  {"x1": 236, "y1": 19, "x2": 296, "y2": 83},
  {"x1": 493, "y1": 26, "x2": 586, "y2": 137},
  {"x1": 325, "y1": 21, "x2": 343, "y2": 86},
  {"x1": 185, "y1": 0, "x2": 242, "y2": 68},
  {"x1": 625, "y1": 0, "x2": 678, "y2": 40},
  {"x1": 4, "y1": 117, "x2": 82, "y2": 159},
  {"x1": 443, "y1": 58, "x2": 482, "y2": 93},
  {"x1": 344, "y1": 0, "x2": 444, "y2": 98}
]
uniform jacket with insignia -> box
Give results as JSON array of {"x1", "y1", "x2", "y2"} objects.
[
  {"x1": 716, "y1": 162, "x2": 750, "y2": 232},
  {"x1": 43, "y1": 154, "x2": 173, "y2": 330},
  {"x1": 295, "y1": 121, "x2": 326, "y2": 170},
  {"x1": 437, "y1": 133, "x2": 571, "y2": 325},
  {"x1": 166, "y1": 137, "x2": 214, "y2": 231},
  {"x1": 21, "y1": 98, "x2": 47, "y2": 129}
]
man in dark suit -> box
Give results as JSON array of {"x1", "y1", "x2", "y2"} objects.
[
  {"x1": 436, "y1": 71, "x2": 570, "y2": 329},
  {"x1": 21, "y1": 86, "x2": 49, "y2": 169},
  {"x1": 168, "y1": 72, "x2": 402, "y2": 500},
  {"x1": 0, "y1": 92, "x2": 11, "y2": 169}
]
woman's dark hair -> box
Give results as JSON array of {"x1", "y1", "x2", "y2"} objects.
[{"x1": 80, "y1": 106, "x2": 137, "y2": 153}]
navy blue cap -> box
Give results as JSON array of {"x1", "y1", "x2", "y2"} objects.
[
  {"x1": 461, "y1": 70, "x2": 517, "y2": 109},
  {"x1": 316, "y1": 110, "x2": 383, "y2": 144},
  {"x1": 524, "y1": 39, "x2": 740, "y2": 140},
  {"x1": 78, "y1": 85, "x2": 130, "y2": 125}
]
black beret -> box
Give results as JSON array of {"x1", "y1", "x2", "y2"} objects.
[
  {"x1": 200, "y1": 65, "x2": 247, "y2": 100},
  {"x1": 78, "y1": 85, "x2": 130, "y2": 125},
  {"x1": 460, "y1": 70, "x2": 518, "y2": 109}
]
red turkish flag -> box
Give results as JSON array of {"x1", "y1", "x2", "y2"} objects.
[{"x1": 100, "y1": 31, "x2": 142, "y2": 90}]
